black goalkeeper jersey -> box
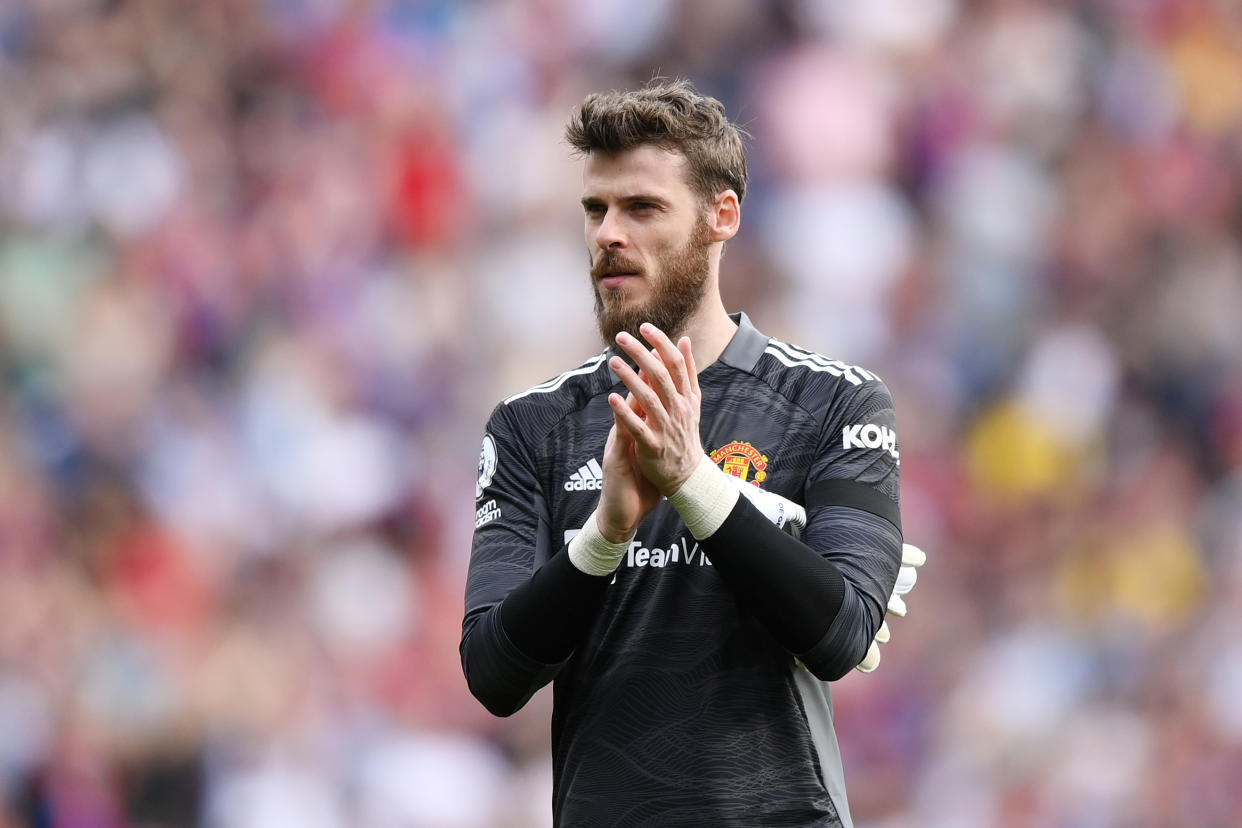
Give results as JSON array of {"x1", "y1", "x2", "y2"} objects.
[{"x1": 462, "y1": 313, "x2": 902, "y2": 828}]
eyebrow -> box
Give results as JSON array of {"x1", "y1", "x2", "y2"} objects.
[{"x1": 580, "y1": 194, "x2": 670, "y2": 209}]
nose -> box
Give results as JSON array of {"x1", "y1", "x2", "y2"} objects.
[{"x1": 593, "y1": 209, "x2": 626, "y2": 250}]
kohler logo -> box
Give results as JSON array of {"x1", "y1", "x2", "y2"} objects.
[{"x1": 842, "y1": 424, "x2": 899, "y2": 463}]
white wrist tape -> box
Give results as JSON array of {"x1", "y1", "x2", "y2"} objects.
[
  {"x1": 668, "y1": 455, "x2": 740, "y2": 540},
  {"x1": 567, "y1": 509, "x2": 634, "y2": 576}
]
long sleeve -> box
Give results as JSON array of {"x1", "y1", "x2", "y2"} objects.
[{"x1": 460, "y1": 404, "x2": 610, "y2": 716}]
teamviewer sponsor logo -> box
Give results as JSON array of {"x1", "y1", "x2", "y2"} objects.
[
  {"x1": 563, "y1": 531, "x2": 715, "y2": 569},
  {"x1": 843, "y1": 423, "x2": 900, "y2": 463},
  {"x1": 564, "y1": 458, "x2": 604, "y2": 491}
]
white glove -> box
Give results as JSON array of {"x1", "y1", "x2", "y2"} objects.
[
  {"x1": 724, "y1": 475, "x2": 806, "y2": 536},
  {"x1": 856, "y1": 543, "x2": 926, "y2": 673},
  {"x1": 887, "y1": 542, "x2": 924, "y2": 617}
]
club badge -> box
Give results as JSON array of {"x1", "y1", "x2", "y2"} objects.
[{"x1": 710, "y1": 441, "x2": 768, "y2": 486}]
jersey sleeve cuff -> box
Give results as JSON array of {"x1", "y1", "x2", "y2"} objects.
[
  {"x1": 668, "y1": 454, "x2": 740, "y2": 540},
  {"x1": 567, "y1": 509, "x2": 634, "y2": 576}
]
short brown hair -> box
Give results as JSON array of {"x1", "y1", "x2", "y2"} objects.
[{"x1": 565, "y1": 79, "x2": 748, "y2": 205}]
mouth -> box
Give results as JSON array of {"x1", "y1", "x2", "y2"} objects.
[{"x1": 598, "y1": 271, "x2": 639, "y2": 289}]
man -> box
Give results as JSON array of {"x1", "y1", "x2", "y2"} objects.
[{"x1": 462, "y1": 80, "x2": 912, "y2": 827}]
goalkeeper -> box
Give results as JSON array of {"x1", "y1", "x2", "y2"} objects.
[{"x1": 462, "y1": 79, "x2": 922, "y2": 828}]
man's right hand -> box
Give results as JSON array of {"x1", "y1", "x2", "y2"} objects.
[{"x1": 596, "y1": 401, "x2": 662, "y2": 543}]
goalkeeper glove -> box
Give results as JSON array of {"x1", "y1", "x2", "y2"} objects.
[
  {"x1": 856, "y1": 542, "x2": 925, "y2": 673},
  {"x1": 723, "y1": 475, "x2": 806, "y2": 536}
]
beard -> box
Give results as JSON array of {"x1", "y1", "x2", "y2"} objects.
[{"x1": 591, "y1": 219, "x2": 713, "y2": 348}]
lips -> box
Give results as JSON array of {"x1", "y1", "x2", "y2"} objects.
[
  {"x1": 592, "y1": 253, "x2": 642, "y2": 286},
  {"x1": 598, "y1": 272, "x2": 638, "y2": 289}
]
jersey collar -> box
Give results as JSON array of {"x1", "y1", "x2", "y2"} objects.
[
  {"x1": 716, "y1": 312, "x2": 770, "y2": 373},
  {"x1": 605, "y1": 312, "x2": 770, "y2": 382}
]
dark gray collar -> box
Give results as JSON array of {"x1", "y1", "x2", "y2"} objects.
[
  {"x1": 715, "y1": 312, "x2": 770, "y2": 373},
  {"x1": 605, "y1": 311, "x2": 769, "y2": 381}
]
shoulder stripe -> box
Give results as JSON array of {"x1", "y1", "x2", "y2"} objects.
[
  {"x1": 764, "y1": 346, "x2": 857, "y2": 384},
  {"x1": 764, "y1": 340, "x2": 878, "y2": 386},
  {"x1": 503, "y1": 353, "x2": 609, "y2": 404},
  {"x1": 767, "y1": 338, "x2": 841, "y2": 369},
  {"x1": 766, "y1": 339, "x2": 880, "y2": 382}
]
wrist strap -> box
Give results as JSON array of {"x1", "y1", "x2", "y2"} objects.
[
  {"x1": 567, "y1": 509, "x2": 633, "y2": 576},
  {"x1": 668, "y1": 455, "x2": 739, "y2": 540}
]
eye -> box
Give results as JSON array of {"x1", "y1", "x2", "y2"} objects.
[{"x1": 583, "y1": 203, "x2": 606, "y2": 218}]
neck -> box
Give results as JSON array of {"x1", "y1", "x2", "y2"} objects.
[{"x1": 680, "y1": 287, "x2": 738, "y2": 370}]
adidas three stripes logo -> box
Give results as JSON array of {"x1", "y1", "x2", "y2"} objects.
[{"x1": 564, "y1": 458, "x2": 604, "y2": 491}]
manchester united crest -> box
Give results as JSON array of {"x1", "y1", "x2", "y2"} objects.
[{"x1": 710, "y1": 441, "x2": 768, "y2": 486}]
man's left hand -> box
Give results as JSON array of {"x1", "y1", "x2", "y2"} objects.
[
  {"x1": 856, "y1": 543, "x2": 926, "y2": 673},
  {"x1": 608, "y1": 323, "x2": 704, "y2": 496}
]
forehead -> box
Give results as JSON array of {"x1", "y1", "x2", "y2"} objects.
[{"x1": 581, "y1": 144, "x2": 693, "y2": 200}]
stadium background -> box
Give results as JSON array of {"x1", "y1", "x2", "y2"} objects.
[{"x1": 1, "y1": 0, "x2": 1241, "y2": 825}]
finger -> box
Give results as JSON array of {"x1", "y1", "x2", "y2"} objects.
[
  {"x1": 637, "y1": 364, "x2": 655, "y2": 388},
  {"x1": 639, "y1": 323, "x2": 691, "y2": 397},
  {"x1": 788, "y1": 501, "x2": 807, "y2": 530},
  {"x1": 610, "y1": 355, "x2": 665, "y2": 422},
  {"x1": 679, "y1": 336, "x2": 700, "y2": 399},
  {"x1": 609, "y1": 391, "x2": 656, "y2": 446},
  {"x1": 649, "y1": 347, "x2": 676, "y2": 400},
  {"x1": 624, "y1": 388, "x2": 648, "y2": 422},
  {"x1": 886, "y1": 593, "x2": 908, "y2": 617},
  {"x1": 635, "y1": 364, "x2": 657, "y2": 409},
  {"x1": 607, "y1": 419, "x2": 634, "y2": 451},
  {"x1": 856, "y1": 640, "x2": 881, "y2": 673},
  {"x1": 615, "y1": 332, "x2": 680, "y2": 414},
  {"x1": 901, "y1": 543, "x2": 926, "y2": 567},
  {"x1": 875, "y1": 620, "x2": 891, "y2": 644},
  {"x1": 894, "y1": 563, "x2": 918, "y2": 595}
]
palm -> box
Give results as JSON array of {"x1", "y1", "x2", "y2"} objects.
[{"x1": 597, "y1": 423, "x2": 660, "y2": 542}]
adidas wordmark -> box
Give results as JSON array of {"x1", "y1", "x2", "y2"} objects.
[{"x1": 564, "y1": 458, "x2": 604, "y2": 492}]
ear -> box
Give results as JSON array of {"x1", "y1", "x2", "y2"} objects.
[{"x1": 707, "y1": 190, "x2": 741, "y2": 242}]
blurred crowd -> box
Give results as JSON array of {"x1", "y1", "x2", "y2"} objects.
[{"x1": 1, "y1": 0, "x2": 1240, "y2": 825}]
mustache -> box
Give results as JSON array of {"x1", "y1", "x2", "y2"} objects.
[{"x1": 590, "y1": 252, "x2": 644, "y2": 280}]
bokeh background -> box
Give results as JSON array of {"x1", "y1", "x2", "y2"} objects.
[{"x1": 2, "y1": 0, "x2": 1241, "y2": 825}]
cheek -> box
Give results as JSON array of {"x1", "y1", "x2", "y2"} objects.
[{"x1": 648, "y1": 232, "x2": 687, "y2": 263}]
